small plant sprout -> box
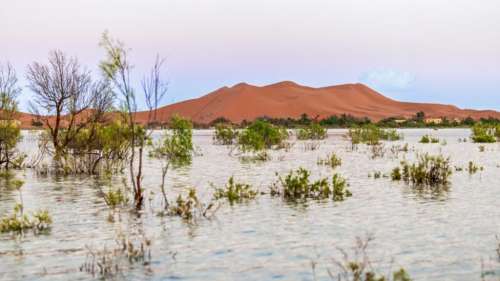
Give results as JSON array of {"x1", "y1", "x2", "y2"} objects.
[
  {"x1": 213, "y1": 176, "x2": 257, "y2": 205},
  {"x1": 168, "y1": 189, "x2": 218, "y2": 221},
  {"x1": 317, "y1": 152, "x2": 342, "y2": 169},
  {"x1": 467, "y1": 161, "x2": 483, "y2": 175}
]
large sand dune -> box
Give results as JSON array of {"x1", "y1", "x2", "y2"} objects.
[{"x1": 135, "y1": 81, "x2": 500, "y2": 124}]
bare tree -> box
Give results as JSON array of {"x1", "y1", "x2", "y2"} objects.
[
  {"x1": 100, "y1": 32, "x2": 167, "y2": 209},
  {"x1": 26, "y1": 50, "x2": 112, "y2": 159},
  {"x1": 142, "y1": 55, "x2": 168, "y2": 124}
]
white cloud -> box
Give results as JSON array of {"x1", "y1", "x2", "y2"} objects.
[{"x1": 359, "y1": 68, "x2": 415, "y2": 92}]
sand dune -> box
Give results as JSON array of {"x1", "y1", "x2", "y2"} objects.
[{"x1": 134, "y1": 81, "x2": 500, "y2": 124}]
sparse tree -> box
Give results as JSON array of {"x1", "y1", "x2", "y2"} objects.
[
  {"x1": 100, "y1": 32, "x2": 167, "y2": 209},
  {"x1": 26, "y1": 50, "x2": 113, "y2": 160}
]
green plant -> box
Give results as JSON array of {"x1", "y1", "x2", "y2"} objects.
[
  {"x1": 168, "y1": 189, "x2": 217, "y2": 221},
  {"x1": 392, "y1": 154, "x2": 452, "y2": 187},
  {"x1": 317, "y1": 153, "x2": 342, "y2": 169},
  {"x1": 471, "y1": 124, "x2": 497, "y2": 143},
  {"x1": 467, "y1": 161, "x2": 483, "y2": 175},
  {"x1": 237, "y1": 120, "x2": 289, "y2": 153},
  {"x1": 213, "y1": 176, "x2": 257, "y2": 205},
  {"x1": 348, "y1": 125, "x2": 401, "y2": 148},
  {"x1": 151, "y1": 115, "x2": 194, "y2": 209},
  {"x1": 213, "y1": 123, "x2": 238, "y2": 145},
  {"x1": 0, "y1": 203, "x2": 52, "y2": 233},
  {"x1": 103, "y1": 188, "x2": 129, "y2": 208},
  {"x1": 324, "y1": 236, "x2": 412, "y2": 281},
  {"x1": 297, "y1": 123, "x2": 327, "y2": 140},
  {"x1": 270, "y1": 168, "x2": 351, "y2": 202},
  {"x1": 419, "y1": 135, "x2": 439, "y2": 144}
]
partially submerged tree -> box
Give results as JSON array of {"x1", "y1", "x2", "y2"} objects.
[
  {"x1": 100, "y1": 32, "x2": 167, "y2": 209},
  {"x1": 26, "y1": 50, "x2": 114, "y2": 160},
  {"x1": 0, "y1": 62, "x2": 24, "y2": 169}
]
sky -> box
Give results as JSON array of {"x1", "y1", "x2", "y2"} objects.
[{"x1": 1, "y1": 0, "x2": 500, "y2": 111}]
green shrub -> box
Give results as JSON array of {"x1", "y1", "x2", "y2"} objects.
[
  {"x1": 392, "y1": 154, "x2": 452, "y2": 186},
  {"x1": 348, "y1": 125, "x2": 401, "y2": 147},
  {"x1": 103, "y1": 188, "x2": 129, "y2": 208},
  {"x1": 213, "y1": 176, "x2": 257, "y2": 205},
  {"x1": 270, "y1": 168, "x2": 351, "y2": 201},
  {"x1": 471, "y1": 124, "x2": 497, "y2": 143},
  {"x1": 168, "y1": 189, "x2": 216, "y2": 221},
  {"x1": 151, "y1": 115, "x2": 193, "y2": 167},
  {"x1": 419, "y1": 135, "x2": 439, "y2": 144},
  {"x1": 297, "y1": 123, "x2": 327, "y2": 140},
  {"x1": 213, "y1": 123, "x2": 238, "y2": 145},
  {"x1": 317, "y1": 153, "x2": 342, "y2": 169},
  {"x1": 0, "y1": 120, "x2": 23, "y2": 169},
  {"x1": 237, "y1": 120, "x2": 289, "y2": 152},
  {"x1": 0, "y1": 204, "x2": 52, "y2": 233}
]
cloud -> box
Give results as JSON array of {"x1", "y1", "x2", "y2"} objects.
[{"x1": 359, "y1": 68, "x2": 415, "y2": 92}]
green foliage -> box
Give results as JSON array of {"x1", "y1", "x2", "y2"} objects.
[
  {"x1": 419, "y1": 135, "x2": 439, "y2": 144},
  {"x1": 103, "y1": 188, "x2": 129, "y2": 208},
  {"x1": 270, "y1": 168, "x2": 351, "y2": 201},
  {"x1": 0, "y1": 120, "x2": 23, "y2": 170},
  {"x1": 471, "y1": 124, "x2": 498, "y2": 143},
  {"x1": 297, "y1": 123, "x2": 327, "y2": 140},
  {"x1": 0, "y1": 204, "x2": 52, "y2": 233},
  {"x1": 151, "y1": 115, "x2": 193, "y2": 167},
  {"x1": 64, "y1": 121, "x2": 134, "y2": 174},
  {"x1": 467, "y1": 161, "x2": 483, "y2": 175},
  {"x1": 213, "y1": 123, "x2": 238, "y2": 145},
  {"x1": 213, "y1": 176, "x2": 257, "y2": 205},
  {"x1": 392, "y1": 154, "x2": 452, "y2": 187},
  {"x1": 348, "y1": 125, "x2": 401, "y2": 147},
  {"x1": 237, "y1": 120, "x2": 289, "y2": 152},
  {"x1": 317, "y1": 152, "x2": 342, "y2": 169},
  {"x1": 168, "y1": 189, "x2": 216, "y2": 221}
]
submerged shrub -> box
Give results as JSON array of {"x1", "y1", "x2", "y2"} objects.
[
  {"x1": 348, "y1": 125, "x2": 402, "y2": 148},
  {"x1": 270, "y1": 168, "x2": 351, "y2": 201},
  {"x1": 0, "y1": 120, "x2": 24, "y2": 169},
  {"x1": 419, "y1": 135, "x2": 439, "y2": 144},
  {"x1": 213, "y1": 176, "x2": 257, "y2": 205},
  {"x1": 103, "y1": 188, "x2": 129, "y2": 208},
  {"x1": 213, "y1": 123, "x2": 238, "y2": 145},
  {"x1": 467, "y1": 161, "x2": 483, "y2": 175},
  {"x1": 322, "y1": 236, "x2": 412, "y2": 281},
  {"x1": 392, "y1": 154, "x2": 452, "y2": 187},
  {"x1": 168, "y1": 189, "x2": 217, "y2": 221},
  {"x1": 237, "y1": 120, "x2": 289, "y2": 153},
  {"x1": 317, "y1": 152, "x2": 342, "y2": 169},
  {"x1": 471, "y1": 124, "x2": 497, "y2": 143},
  {"x1": 0, "y1": 204, "x2": 52, "y2": 234},
  {"x1": 297, "y1": 123, "x2": 327, "y2": 140},
  {"x1": 80, "y1": 234, "x2": 152, "y2": 279}
]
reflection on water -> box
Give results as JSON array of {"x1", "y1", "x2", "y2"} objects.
[{"x1": 1, "y1": 129, "x2": 500, "y2": 281}]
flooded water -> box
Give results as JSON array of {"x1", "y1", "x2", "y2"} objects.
[{"x1": 1, "y1": 129, "x2": 499, "y2": 281}]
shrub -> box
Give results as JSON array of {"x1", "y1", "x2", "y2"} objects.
[
  {"x1": 168, "y1": 189, "x2": 217, "y2": 221},
  {"x1": 467, "y1": 161, "x2": 482, "y2": 175},
  {"x1": 0, "y1": 120, "x2": 24, "y2": 169},
  {"x1": 471, "y1": 124, "x2": 497, "y2": 143},
  {"x1": 103, "y1": 188, "x2": 129, "y2": 208},
  {"x1": 297, "y1": 123, "x2": 327, "y2": 140},
  {"x1": 419, "y1": 135, "x2": 439, "y2": 144},
  {"x1": 392, "y1": 154, "x2": 452, "y2": 187},
  {"x1": 237, "y1": 120, "x2": 289, "y2": 153},
  {"x1": 213, "y1": 123, "x2": 238, "y2": 145},
  {"x1": 348, "y1": 125, "x2": 401, "y2": 147},
  {"x1": 213, "y1": 176, "x2": 257, "y2": 205},
  {"x1": 317, "y1": 153, "x2": 342, "y2": 169},
  {"x1": 270, "y1": 168, "x2": 351, "y2": 201},
  {"x1": 0, "y1": 203, "x2": 52, "y2": 234}
]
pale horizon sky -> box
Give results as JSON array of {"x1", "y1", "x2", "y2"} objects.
[{"x1": 1, "y1": 0, "x2": 500, "y2": 111}]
